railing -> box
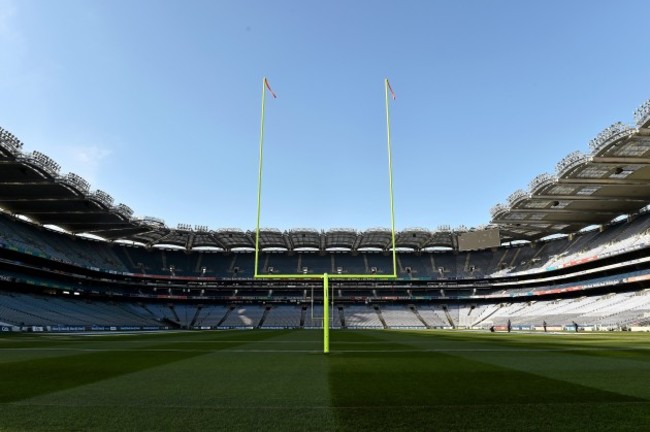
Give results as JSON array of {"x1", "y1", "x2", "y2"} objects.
[
  {"x1": 634, "y1": 99, "x2": 650, "y2": 126},
  {"x1": 588, "y1": 122, "x2": 636, "y2": 154},
  {"x1": 0, "y1": 127, "x2": 24, "y2": 156},
  {"x1": 556, "y1": 151, "x2": 588, "y2": 176},
  {"x1": 139, "y1": 216, "x2": 166, "y2": 228},
  {"x1": 289, "y1": 228, "x2": 320, "y2": 234},
  {"x1": 508, "y1": 189, "x2": 529, "y2": 207},
  {"x1": 59, "y1": 172, "x2": 90, "y2": 194},
  {"x1": 114, "y1": 203, "x2": 134, "y2": 219},
  {"x1": 90, "y1": 190, "x2": 114, "y2": 207},
  {"x1": 25, "y1": 151, "x2": 61, "y2": 177},
  {"x1": 490, "y1": 204, "x2": 509, "y2": 219},
  {"x1": 529, "y1": 173, "x2": 556, "y2": 193}
]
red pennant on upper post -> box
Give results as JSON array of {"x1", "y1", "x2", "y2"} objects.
[
  {"x1": 264, "y1": 78, "x2": 277, "y2": 98},
  {"x1": 387, "y1": 79, "x2": 396, "y2": 100}
]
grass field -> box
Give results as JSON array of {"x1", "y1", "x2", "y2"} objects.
[{"x1": 1, "y1": 329, "x2": 649, "y2": 431}]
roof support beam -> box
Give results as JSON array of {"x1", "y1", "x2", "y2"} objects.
[{"x1": 533, "y1": 195, "x2": 649, "y2": 202}]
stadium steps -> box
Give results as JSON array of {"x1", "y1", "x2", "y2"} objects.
[
  {"x1": 338, "y1": 306, "x2": 347, "y2": 328},
  {"x1": 508, "y1": 248, "x2": 522, "y2": 268},
  {"x1": 296, "y1": 254, "x2": 302, "y2": 273},
  {"x1": 472, "y1": 305, "x2": 501, "y2": 327},
  {"x1": 509, "y1": 302, "x2": 531, "y2": 315},
  {"x1": 169, "y1": 305, "x2": 181, "y2": 323},
  {"x1": 121, "y1": 247, "x2": 137, "y2": 270},
  {"x1": 300, "y1": 306, "x2": 306, "y2": 328},
  {"x1": 430, "y1": 255, "x2": 436, "y2": 275},
  {"x1": 531, "y1": 242, "x2": 548, "y2": 261},
  {"x1": 331, "y1": 255, "x2": 336, "y2": 273},
  {"x1": 118, "y1": 303, "x2": 158, "y2": 324},
  {"x1": 373, "y1": 305, "x2": 388, "y2": 329},
  {"x1": 160, "y1": 317, "x2": 181, "y2": 329},
  {"x1": 410, "y1": 305, "x2": 432, "y2": 329},
  {"x1": 442, "y1": 305, "x2": 456, "y2": 328},
  {"x1": 228, "y1": 256, "x2": 238, "y2": 276},
  {"x1": 140, "y1": 303, "x2": 158, "y2": 319},
  {"x1": 194, "y1": 253, "x2": 203, "y2": 274},
  {"x1": 194, "y1": 305, "x2": 222, "y2": 327},
  {"x1": 496, "y1": 249, "x2": 510, "y2": 271},
  {"x1": 190, "y1": 305, "x2": 202, "y2": 327},
  {"x1": 193, "y1": 307, "x2": 209, "y2": 326},
  {"x1": 363, "y1": 255, "x2": 369, "y2": 273},
  {"x1": 161, "y1": 251, "x2": 167, "y2": 273},
  {"x1": 262, "y1": 254, "x2": 269, "y2": 273},
  {"x1": 217, "y1": 305, "x2": 235, "y2": 327},
  {"x1": 485, "y1": 249, "x2": 505, "y2": 274},
  {"x1": 256, "y1": 306, "x2": 271, "y2": 329},
  {"x1": 463, "y1": 253, "x2": 471, "y2": 276}
]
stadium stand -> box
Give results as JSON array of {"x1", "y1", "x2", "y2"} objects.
[
  {"x1": 199, "y1": 253, "x2": 236, "y2": 277},
  {"x1": 261, "y1": 305, "x2": 303, "y2": 328},
  {"x1": 343, "y1": 305, "x2": 386, "y2": 329},
  {"x1": 263, "y1": 253, "x2": 299, "y2": 274},
  {"x1": 1, "y1": 209, "x2": 649, "y2": 279},
  {"x1": 473, "y1": 289, "x2": 650, "y2": 330},
  {"x1": 298, "y1": 305, "x2": 343, "y2": 329},
  {"x1": 379, "y1": 305, "x2": 426, "y2": 329},
  {"x1": 416, "y1": 305, "x2": 453, "y2": 328},
  {"x1": 0, "y1": 291, "x2": 162, "y2": 327},
  {"x1": 193, "y1": 305, "x2": 232, "y2": 327},
  {"x1": 332, "y1": 254, "x2": 366, "y2": 275},
  {"x1": 219, "y1": 305, "x2": 267, "y2": 328},
  {"x1": 3, "y1": 99, "x2": 650, "y2": 332}
]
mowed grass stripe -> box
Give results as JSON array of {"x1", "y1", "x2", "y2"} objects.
[
  {"x1": 2, "y1": 330, "x2": 337, "y2": 431},
  {"x1": 0, "y1": 330, "x2": 287, "y2": 404},
  {"x1": 328, "y1": 331, "x2": 649, "y2": 431},
  {"x1": 2, "y1": 330, "x2": 650, "y2": 431},
  {"x1": 321, "y1": 402, "x2": 650, "y2": 432},
  {"x1": 0, "y1": 405, "x2": 338, "y2": 432},
  {"x1": 373, "y1": 330, "x2": 650, "y2": 400},
  {"x1": 3, "y1": 402, "x2": 649, "y2": 432},
  {"x1": 0, "y1": 350, "x2": 205, "y2": 403},
  {"x1": 327, "y1": 349, "x2": 642, "y2": 406}
]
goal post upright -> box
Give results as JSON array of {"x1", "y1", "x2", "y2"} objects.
[
  {"x1": 323, "y1": 273, "x2": 329, "y2": 353},
  {"x1": 254, "y1": 77, "x2": 268, "y2": 279},
  {"x1": 385, "y1": 78, "x2": 398, "y2": 279},
  {"x1": 253, "y1": 77, "x2": 398, "y2": 354}
]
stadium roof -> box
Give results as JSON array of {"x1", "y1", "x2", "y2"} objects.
[
  {"x1": 2, "y1": 98, "x2": 650, "y2": 251},
  {"x1": 491, "y1": 101, "x2": 650, "y2": 239}
]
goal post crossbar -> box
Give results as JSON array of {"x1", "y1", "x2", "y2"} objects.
[{"x1": 250, "y1": 273, "x2": 398, "y2": 279}]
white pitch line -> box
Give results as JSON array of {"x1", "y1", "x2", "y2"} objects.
[
  {"x1": 2, "y1": 347, "x2": 649, "y2": 353},
  {"x1": 4, "y1": 401, "x2": 649, "y2": 409}
]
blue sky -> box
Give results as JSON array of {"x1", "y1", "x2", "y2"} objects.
[{"x1": 1, "y1": 0, "x2": 649, "y2": 232}]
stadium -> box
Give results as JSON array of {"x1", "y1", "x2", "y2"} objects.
[
  {"x1": 3, "y1": 2, "x2": 650, "y2": 430},
  {"x1": 2, "y1": 97, "x2": 650, "y2": 430}
]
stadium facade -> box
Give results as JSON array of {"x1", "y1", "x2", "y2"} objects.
[{"x1": 2, "y1": 99, "x2": 650, "y2": 333}]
